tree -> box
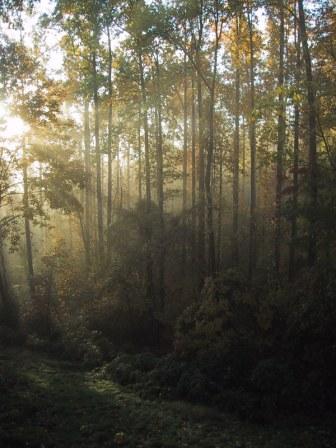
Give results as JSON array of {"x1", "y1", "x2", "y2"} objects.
[{"x1": 298, "y1": 0, "x2": 318, "y2": 266}]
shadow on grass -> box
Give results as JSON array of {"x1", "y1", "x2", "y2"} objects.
[{"x1": 0, "y1": 350, "x2": 130, "y2": 448}]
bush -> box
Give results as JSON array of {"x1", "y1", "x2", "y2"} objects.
[
  {"x1": 150, "y1": 354, "x2": 187, "y2": 388},
  {"x1": 176, "y1": 368, "x2": 216, "y2": 402},
  {"x1": 250, "y1": 358, "x2": 290, "y2": 395},
  {"x1": 175, "y1": 272, "x2": 262, "y2": 386},
  {"x1": 0, "y1": 296, "x2": 19, "y2": 330},
  {"x1": 174, "y1": 267, "x2": 336, "y2": 416},
  {"x1": 102, "y1": 353, "x2": 145, "y2": 385},
  {"x1": 0, "y1": 325, "x2": 24, "y2": 346},
  {"x1": 134, "y1": 352, "x2": 159, "y2": 372},
  {"x1": 217, "y1": 389, "x2": 258, "y2": 420}
]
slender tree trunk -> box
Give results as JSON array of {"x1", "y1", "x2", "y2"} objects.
[
  {"x1": 191, "y1": 71, "x2": 197, "y2": 271},
  {"x1": 182, "y1": 44, "x2": 188, "y2": 274},
  {"x1": 84, "y1": 100, "x2": 91, "y2": 264},
  {"x1": 275, "y1": 0, "x2": 286, "y2": 273},
  {"x1": 138, "y1": 48, "x2": 154, "y2": 319},
  {"x1": 23, "y1": 140, "x2": 34, "y2": 297},
  {"x1": 197, "y1": 72, "x2": 205, "y2": 284},
  {"x1": 92, "y1": 49, "x2": 104, "y2": 261},
  {"x1": 155, "y1": 56, "x2": 165, "y2": 312},
  {"x1": 127, "y1": 143, "x2": 131, "y2": 208},
  {"x1": 119, "y1": 168, "x2": 123, "y2": 209},
  {"x1": 298, "y1": 0, "x2": 318, "y2": 266},
  {"x1": 242, "y1": 116, "x2": 246, "y2": 207},
  {"x1": 232, "y1": 13, "x2": 240, "y2": 265},
  {"x1": 138, "y1": 51, "x2": 151, "y2": 207},
  {"x1": 247, "y1": 2, "x2": 257, "y2": 280},
  {"x1": 107, "y1": 27, "x2": 113, "y2": 253},
  {"x1": 196, "y1": 3, "x2": 205, "y2": 287},
  {"x1": 116, "y1": 135, "x2": 120, "y2": 209},
  {"x1": 206, "y1": 83, "x2": 216, "y2": 277},
  {"x1": 0, "y1": 241, "x2": 9, "y2": 305},
  {"x1": 217, "y1": 145, "x2": 223, "y2": 268},
  {"x1": 138, "y1": 103, "x2": 142, "y2": 202},
  {"x1": 205, "y1": 6, "x2": 221, "y2": 277},
  {"x1": 289, "y1": 1, "x2": 301, "y2": 279}
]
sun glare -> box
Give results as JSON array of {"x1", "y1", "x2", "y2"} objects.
[{"x1": 0, "y1": 102, "x2": 30, "y2": 140}]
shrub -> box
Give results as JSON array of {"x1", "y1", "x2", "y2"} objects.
[
  {"x1": 134, "y1": 352, "x2": 159, "y2": 372},
  {"x1": 174, "y1": 267, "x2": 336, "y2": 415},
  {"x1": 0, "y1": 325, "x2": 24, "y2": 346},
  {"x1": 150, "y1": 354, "x2": 187, "y2": 388},
  {"x1": 176, "y1": 368, "x2": 216, "y2": 402},
  {"x1": 175, "y1": 272, "x2": 262, "y2": 386}
]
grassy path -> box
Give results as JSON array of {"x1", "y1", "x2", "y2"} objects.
[{"x1": 0, "y1": 349, "x2": 335, "y2": 448}]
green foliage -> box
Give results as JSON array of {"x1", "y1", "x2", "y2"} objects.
[
  {"x1": 174, "y1": 267, "x2": 336, "y2": 415},
  {"x1": 175, "y1": 270, "x2": 259, "y2": 385}
]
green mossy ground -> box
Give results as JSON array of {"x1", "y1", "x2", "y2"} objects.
[{"x1": 0, "y1": 349, "x2": 335, "y2": 448}]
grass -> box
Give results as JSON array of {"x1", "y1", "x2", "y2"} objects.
[{"x1": 0, "y1": 348, "x2": 335, "y2": 448}]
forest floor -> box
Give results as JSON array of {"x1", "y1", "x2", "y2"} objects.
[{"x1": 0, "y1": 348, "x2": 335, "y2": 448}]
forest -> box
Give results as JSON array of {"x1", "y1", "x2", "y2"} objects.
[{"x1": 1, "y1": 0, "x2": 336, "y2": 446}]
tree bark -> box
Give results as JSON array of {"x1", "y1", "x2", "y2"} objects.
[
  {"x1": 232, "y1": 12, "x2": 240, "y2": 266},
  {"x1": 138, "y1": 50, "x2": 151, "y2": 207},
  {"x1": 191, "y1": 71, "x2": 197, "y2": 272},
  {"x1": 247, "y1": 1, "x2": 257, "y2": 280},
  {"x1": 138, "y1": 102, "x2": 142, "y2": 202},
  {"x1": 217, "y1": 145, "x2": 223, "y2": 268},
  {"x1": 182, "y1": 41, "x2": 188, "y2": 274},
  {"x1": 155, "y1": 56, "x2": 165, "y2": 312},
  {"x1": 298, "y1": 0, "x2": 318, "y2": 266},
  {"x1": 92, "y1": 49, "x2": 104, "y2": 261},
  {"x1": 275, "y1": 0, "x2": 286, "y2": 273},
  {"x1": 23, "y1": 140, "x2": 34, "y2": 297},
  {"x1": 197, "y1": 72, "x2": 205, "y2": 284},
  {"x1": 289, "y1": 2, "x2": 301, "y2": 278},
  {"x1": 138, "y1": 48, "x2": 154, "y2": 321},
  {"x1": 106, "y1": 26, "x2": 113, "y2": 253},
  {"x1": 84, "y1": 100, "x2": 91, "y2": 265},
  {"x1": 205, "y1": 1, "x2": 221, "y2": 277}
]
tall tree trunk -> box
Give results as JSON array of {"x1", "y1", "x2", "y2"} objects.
[
  {"x1": 127, "y1": 143, "x2": 131, "y2": 209},
  {"x1": 197, "y1": 73, "x2": 205, "y2": 284},
  {"x1": 298, "y1": 0, "x2": 318, "y2": 266},
  {"x1": 116, "y1": 135, "x2": 120, "y2": 209},
  {"x1": 155, "y1": 56, "x2": 165, "y2": 312},
  {"x1": 191, "y1": 71, "x2": 197, "y2": 272},
  {"x1": 138, "y1": 51, "x2": 151, "y2": 207},
  {"x1": 217, "y1": 145, "x2": 223, "y2": 268},
  {"x1": 275, "y1": 0, "x2": 285, "y2": 273},
  {"x1": 206, "y1": 3, "x2": 222, "y2": 276},
  {"x1": 84, "y1": 100, "x2": 91, "y2": 266},
  {"x1": 289, "y1": 1, "x2": 301, "y2": 279},
  {"x1": 182, "y1": 44, "x2": 188, "y2": 274},
  {"x1": 0, "y1": 241, "x2": 9, "y2": 305},
  {"x1": 247, "y1": 2, "x2": 257, "y2": 280},
  {"x1": 242, "y1": 116, "x2": 246, "y2": 209},
  {"x1": 206, "y1": 82, "x2": 216, "y2": 276},
  {"x1": 138, "y1": 103, "x2": 142, "y2": 202},
  {"x1": 92, "y1": 49, "x2": 104, "y2": 261},
  {"x1": 196, "y1": 2, "x2": 205, "y2": 286},
  {"x1": 232, "y1": 12, "x2": 240, "y2": 265},
  {"x1": 138, "y1": 48, "x2": 154, "y2": 319},
  {"x1": 107, "y1": 27, "x2": 113, "y2": 253},
  {"x1": 23, "y1": 140, "x2": 34, "y2": 297}
]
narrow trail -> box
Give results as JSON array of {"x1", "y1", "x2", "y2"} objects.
[{"x1": 0, "y1": 349, "x2": 334, "y2": 448}]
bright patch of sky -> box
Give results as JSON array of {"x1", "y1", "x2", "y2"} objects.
[
  {"x1": 0, "y1": 102, "x2": 29, "y2": 141},
  {"x1": 1, "y1": 0, "x2": 64, "y2": 80}
]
